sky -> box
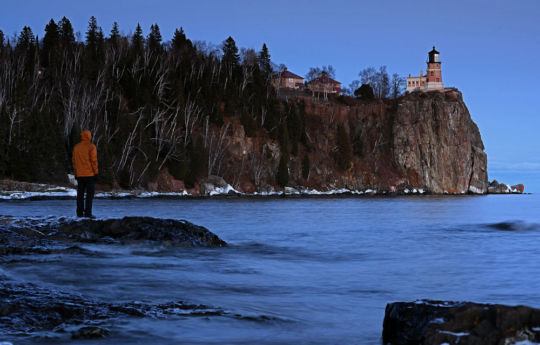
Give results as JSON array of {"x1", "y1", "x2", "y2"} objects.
[{"x1": 2, "y1": 0, "x2": 539, "y2": 191}]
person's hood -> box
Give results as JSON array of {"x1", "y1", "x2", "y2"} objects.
[{"x1": 81, "y1": 130, "x2": 92, "y2": 142}]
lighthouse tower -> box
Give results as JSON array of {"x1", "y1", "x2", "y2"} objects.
[{"x1": 425, "y1": 46, "x2": 444, "y2": 90}]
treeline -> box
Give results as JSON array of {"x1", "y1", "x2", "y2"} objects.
[
  {"x1": 345, "y1": 66, "x2": 405, "y2": 99},
  {"x1": 0, "y1": 17, "x2": 297, "y2": 187}
]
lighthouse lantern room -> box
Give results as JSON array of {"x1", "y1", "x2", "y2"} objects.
[{"x1": 406, "y1": 46, "x2": 445, "y2": 92}]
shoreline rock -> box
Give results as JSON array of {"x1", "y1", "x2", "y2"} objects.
[
  {"x1": 0, "y1": 216, "x2": 226, "y2": 255},
  {"x1": 383, "y1": 300, "x2": 540, "y2": 345},
  {"x1": 488, "y1": 180, "x2": 525, "y2": 194},
  {"x1": 2, "y1": 178, "x2": 530, "y2": 201}
]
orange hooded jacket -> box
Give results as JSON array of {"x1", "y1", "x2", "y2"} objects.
[{"x1": 72, "y1": 130, "x2": 99, "y2": 177}]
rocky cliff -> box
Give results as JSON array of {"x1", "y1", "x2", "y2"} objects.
[{"x1": 173, "y1": 90, "x2": 488, "y2": 195}]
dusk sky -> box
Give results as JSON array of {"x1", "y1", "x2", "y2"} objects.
[{"x1": 2, "y1": 0, "x2": 539, "y2": 191}]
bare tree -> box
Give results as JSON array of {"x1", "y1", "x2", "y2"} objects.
[
  {"x1": 249, "y1": 148, "x2": 264, "y2": 186},
  {"x1": 204, "y1": 118, "x2": 231, "y2": 176},
  {"x1": 359, "y1": 66, "x2": 390, "y2": 99},
  {"x1": 391, "y1": 73, "x2": 405, "y2": 98},
  {"x1": 183, "y1": 98, "x2": 202, "y2": 148}
]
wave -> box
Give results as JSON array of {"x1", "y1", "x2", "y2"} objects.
[
  {"x1": 231, "y1": 241, "x2": 365, "y2": 262},
  {"x1": 484, "y1": 221, "x2": 540, "y2": 232}
]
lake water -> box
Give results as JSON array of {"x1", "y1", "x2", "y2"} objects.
[{"x1": 1, "y1": 194, "x2": 540, "y2": 344}]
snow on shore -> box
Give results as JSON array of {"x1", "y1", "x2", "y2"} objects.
[{"x1": 0, "y1": 180, "x2": 433, "y2": 200}]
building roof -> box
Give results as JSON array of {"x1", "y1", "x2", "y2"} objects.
[
  {"x1": 429, "y1": 46, "x2": 440, "y2": 55},
  {"x1": 309, "y1": 73, "x2": 341, "y2": 85},
  {"x1": 276, "y1": 69, "x2": 304, "y2": 80}
]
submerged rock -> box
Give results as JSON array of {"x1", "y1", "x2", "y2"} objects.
[
  {"x1": 71, "y1": 326, "x2": 110, "y2": 339},
  {"x1": 0, "y1": 280, "x2": 284, "y2": 341},
  {"x1": 383, "y1": 300, "x2": 540, "y2": 345},
  {"x1": 0, "y1": 216, "x2": 226, "y2": 255},
  {"x1": 0, "y1": 281, "x2": 223, "y2": 339}
]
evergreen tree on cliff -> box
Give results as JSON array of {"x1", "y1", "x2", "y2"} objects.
[
  {"x1": 41, "y1": 19, "x2": 59, "y2": 70},
  {"x1": 109, "y1": 22, "x2": 120, "y2": 45},
  {"x1": 16, "y1": 26, "x2": 37, "y2": 77},
  {"x1": 222, "y1": 36, "x2": 240, "y2": 70},
  {"x1": 58, "y1": 17, "x2": 75, "y2": 48},
  {"x1": 84, "y1": 16, "x2": 104, "y2": 81},
  {"x1": 258, "y1": 43, "x2": 272, "y2": 78},
  {"x1": 147, "y1": 23, "x2": 162, "y2": 53},
  {"x1": 17, "y1": 26, "x2": 35, "y2": 51},
  {"x1": 171, "y1": 27, "x2": 192, "y2": 52},
  {"x1": 354, "y1": 84, "x2": 374, "y2": 100},
  {"x1": 131, "y1": 23, "x2": 144, "y2": 55}
]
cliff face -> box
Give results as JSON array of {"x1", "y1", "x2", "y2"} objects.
[
  {"x1": 193, "y1": 90, "x2": 488, "y2": 195},
  {"x1": 391, "y1": 91, "x2": 488, "y2": 194}
]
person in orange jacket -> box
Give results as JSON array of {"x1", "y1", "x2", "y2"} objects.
[{"x1": 72, "y1": 130, "x2": 99, "y2": 218}]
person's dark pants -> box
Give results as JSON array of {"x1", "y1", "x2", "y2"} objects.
[{"x1": 76, "y1": 176, "x2": 95, "y2": 217}]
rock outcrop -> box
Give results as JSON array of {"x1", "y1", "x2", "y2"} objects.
[
  {"x1": 279, "y1": 90, "x2": 488, "y2": 194},
  {"x1": 391, "y1": 91, "x2": 488, "y2": 194},
  {"x1": 0, "y1": 280, "x2": 264, "y2": 340},
  {"x1": 0, "y1": 216, "x2": 226, "y2": 254},
  {"x1": 188, "y1": 90, "x2": 488, "y2": 195},
  {"x1": 383, "y1": 300, "x2": 540, "y2": 345},
  {"x1": 488, "y1": 180, "x2": 525, "y2": 194}
]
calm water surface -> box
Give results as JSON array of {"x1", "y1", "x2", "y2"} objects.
[{"x1": 1, "y1": 194, "x2": 539, "y2": 344}]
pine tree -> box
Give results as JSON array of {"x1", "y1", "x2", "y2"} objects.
[
  {"x1": 354, "y1": 84, "x2": 374, "y2": 100},
  {"x1": 258, "y1": 43, "x2": 272, "y2": 77},
  {"x1": 84, "y1": 16, "x2": 104, "y2": 81},
  {"x1": 42, "y1": 19, "x2": 59, "y2": 69},
  {"x1": 0, "y1": 30, "x2": 4, "y2": 49},
  {"x1": 85, "y1": 16, "x2": 99, "y2": 46},
  {"x1": 131, "y1": 23, "x2": 144, "y2": 55},
  {"x1": 222, "y1": 36, "x2": 240, "y2": 70},
  {"x1": 147, "y1": 24, "x2": 162, "y2": 52},
  {"x1": 109, "y1": 22, "x2": 120, "y2": 43},
  {"x1": 16, "y1": 26, "x2": 37, "y2": 77},
  {"x1": 58, "y1": 17, "x2": 75, "y2": 47},
  {"x1": 172, "y1": 27, "x2": 192, "y2": 51},
  {"x1": 17, "y1": 26, "x2": 35, "y2": 50}
]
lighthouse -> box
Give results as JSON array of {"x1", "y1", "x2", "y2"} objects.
[
  {"x1": 406, "y1": 46, "x2": 445, "y2": 92},
  {"x1": 425, "y1": 46, "x2": 444, "y2": 90}
]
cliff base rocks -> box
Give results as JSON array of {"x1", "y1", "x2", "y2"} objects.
[
  {"x1": 383, "y1": 300, "x2": 540, "y2": 345},
  {"x1": 488, "y1": 180, "x2": 525, "y2": 194}
]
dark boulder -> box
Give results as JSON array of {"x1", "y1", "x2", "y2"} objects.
[
  {"x1": 383, "y1": 300, "x2": 540, "y2": 345},
  {"x1": 0, "y1": 216, "x2": 226, "y2": 256}
]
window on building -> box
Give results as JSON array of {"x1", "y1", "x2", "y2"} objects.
[
  {"x1": 430, "y1": 71, "x2": 434, "y2": 76},
  {"x1": 436, "y1": 78, "x2": 439, "y2": 82}
]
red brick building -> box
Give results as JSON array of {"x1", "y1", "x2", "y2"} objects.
[
  {"x1": 307, "y1": 72, "x2": 342, "y2": 95},
  {"x1": 272, "y1": 68, "x2": 304, "y2": 90}
]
